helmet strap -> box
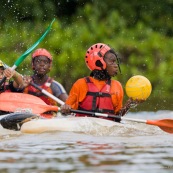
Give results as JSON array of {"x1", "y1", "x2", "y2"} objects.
[
  {"x1": 90, "y1": 70, "x2": 111, "y2": 80},
  {"x1": 116, "y1": 57, "x2": 122, "y2": 74}
]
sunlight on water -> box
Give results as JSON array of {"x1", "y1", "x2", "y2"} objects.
[{"x1": 0, "y1": 111, "x2": 173, "y2": 173}]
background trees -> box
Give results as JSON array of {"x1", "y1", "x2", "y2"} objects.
[{"x1": 1, "y1": 0, "x2": 173, "y2": 109}]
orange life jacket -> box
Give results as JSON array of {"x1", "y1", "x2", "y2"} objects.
[
  {"x1": 24, "y1": 77, "x2": 57, "y2": 106},
  {"x1": 76, "y1": 77, "x2": 115, "y2": 120},
  {"x1": 24, "y1": 77, "x2": 57, "y2": 118}
]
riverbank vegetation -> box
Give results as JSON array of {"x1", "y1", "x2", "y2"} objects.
[{"x1": 1, "y1": 0, "x2": 173, "y2": 109}]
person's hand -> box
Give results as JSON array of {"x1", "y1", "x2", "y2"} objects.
[
  {"x1": 128, "y1": 98, "x2": 145, "y2": 107},
  {"x1": 60, "y1": 104, "x2": 71, "y2": 115},
  {"x1": 3, "y1": 68, "x2": 14, "y2": 79},
  {"x1": 119, "y1": 98, "x2": 145, "y2": 116},
  {"x1": 23, "y1": 76, "x2": 32, "y2": 87}
]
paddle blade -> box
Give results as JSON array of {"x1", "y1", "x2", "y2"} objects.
[
  {"x1": 147, "y1": 119, "x2": 173, "y2": 134},
  {"x1": 159, "y1": 126, "x2": 173, "y2": 134},
  {"x1": 0, "y1": 93, "x2": 58, "y2": 114},
  {"x1": 0, "y1": 112, "x2": 38, "y2": 131},
  {"x1": 14, "y1": 18, "x2": 55, "y2": 67}
]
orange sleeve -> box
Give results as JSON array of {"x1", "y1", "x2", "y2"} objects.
[
  {"x1": 110, "y1": 80, "x2": 124, "y2": 113},
  {"x1": 65, "y1": 78, "x2": 88, "y2": 109}
]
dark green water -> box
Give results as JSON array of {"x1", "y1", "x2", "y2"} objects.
[{"x1": 0, "y1": 111, "x2": 172, "y2": 173}]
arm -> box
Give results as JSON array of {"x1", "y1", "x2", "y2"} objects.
[
  {"x1": 118, "y1": 98, "x2": 145, "y2": 116},
  {"x1": 3, "y1": 68, "x2": 24, "y2": 89},
  {"x1": 111, "y1": 80, "x2": 124, "y2": 114},
  {"x1": 61, "y1": 78, "x2": 87, "y2": 114},
  {"x1": 51, "y1": 80, "x2": 68, "y2": 102},
  {"x1": 12, "y1": 71, "x2": 24, "y2": 89},
  {"x1": 111, "y1": 80, "x2": 144, "y2": 116}
]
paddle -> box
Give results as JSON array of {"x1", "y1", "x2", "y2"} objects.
[
  {"x1": 66, "y1": 109, "x2": 173, "y2": 134},
  {"x1": 30, "y1": 82, "x2": 64, "y2": 105},
  {"x1": 0, "y1": 112, "x2": 38, "y2": 131},
  {"x1": 0, "y1": 92, "x2": 58, "y2": 114},
  {"x1": 0, "y1": 18, "x2": 55, "y2": 87},
  {"x1": 1, "y1": 92, "x2": 173, "y2": 134},
  {"x1": 30, "y1": 83, "x2": 173, "y2": 134}
]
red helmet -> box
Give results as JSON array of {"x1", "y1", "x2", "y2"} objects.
[
  {"x1": 85, "y1": 43, "x2": 111, "y2": 71},
  {"x1": 32, "y1": 48, "x2": 52, "y2": 61},
  {"x1": 86, "y1": 43, "x2": 122, "y2": 74}
]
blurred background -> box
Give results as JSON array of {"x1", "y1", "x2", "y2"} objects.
[{"x1": 0, "y1": 0, "x2": 173, "y2": 111}]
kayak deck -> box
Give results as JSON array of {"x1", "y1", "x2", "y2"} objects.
[{"x1": 21, "y1": 116, "x2": 124, "y2": 134}]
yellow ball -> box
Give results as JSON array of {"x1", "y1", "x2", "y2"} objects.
[{"x1": 125, "y1": 75, "x2": 152, "y2": 100}]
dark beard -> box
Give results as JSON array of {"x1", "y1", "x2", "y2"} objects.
[{"x1": 90, "y1": 70, "x2": 111, "y2": 80}]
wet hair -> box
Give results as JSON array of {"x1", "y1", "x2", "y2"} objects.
[
  {"x1": 0, "y1": 66, "x2": 5, "y2": 70},
  {"x1": 90, "y1": 49, "x2": 117, "y2": 80},
  {"x1": 104, "y1": 49, "x2": 117, "y2": 59},
  {"x1": 90, "y1": 69, "x2": 111, "y2": 80}
]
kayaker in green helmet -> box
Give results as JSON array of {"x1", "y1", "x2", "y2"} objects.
[{"x1": 61, "y1": 43, "x2": 143, "y2": 121}]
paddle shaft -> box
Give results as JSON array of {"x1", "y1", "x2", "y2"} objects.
[
  {"x1": 68, "y1": 109, "x2": 146, "y2": 122},
  {"x1": 30, "y1": 82, "x2": 65, "y2": 105}
]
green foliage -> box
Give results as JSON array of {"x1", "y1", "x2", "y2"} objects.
[{"x1": 1, "y1": 0, "x2": 173, "y2": 99}]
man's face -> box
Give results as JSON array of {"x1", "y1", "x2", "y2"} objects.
[
  {"x1": 33, "y1": 56, "x2": 51, "y2": 76},
  {"x1": 104, "y1": 52, "x2": 119, "y2": 77}
]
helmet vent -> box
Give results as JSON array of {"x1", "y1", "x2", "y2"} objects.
[{"x1": 95, "y1": 60, "x2": 103, "y2": 67}]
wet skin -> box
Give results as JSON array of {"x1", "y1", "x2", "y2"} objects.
[
  {"x1": 104, "y1": 52, "x2": 119, "y2": 77},
  {"x1": 33, "y1": 56, "x2": 51, "y2": 76}
]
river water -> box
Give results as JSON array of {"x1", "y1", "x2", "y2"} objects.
[{"x1": 0, "y1": 111, "x2": 173, "y2": 173}]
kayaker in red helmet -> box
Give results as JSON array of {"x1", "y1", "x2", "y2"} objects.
[
  {"x1": 23, "y1": 48, "x2": 68, "y2": 118},
  {"x1": 61, "y1": 43, "x2": 141, "y2": 120}
]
